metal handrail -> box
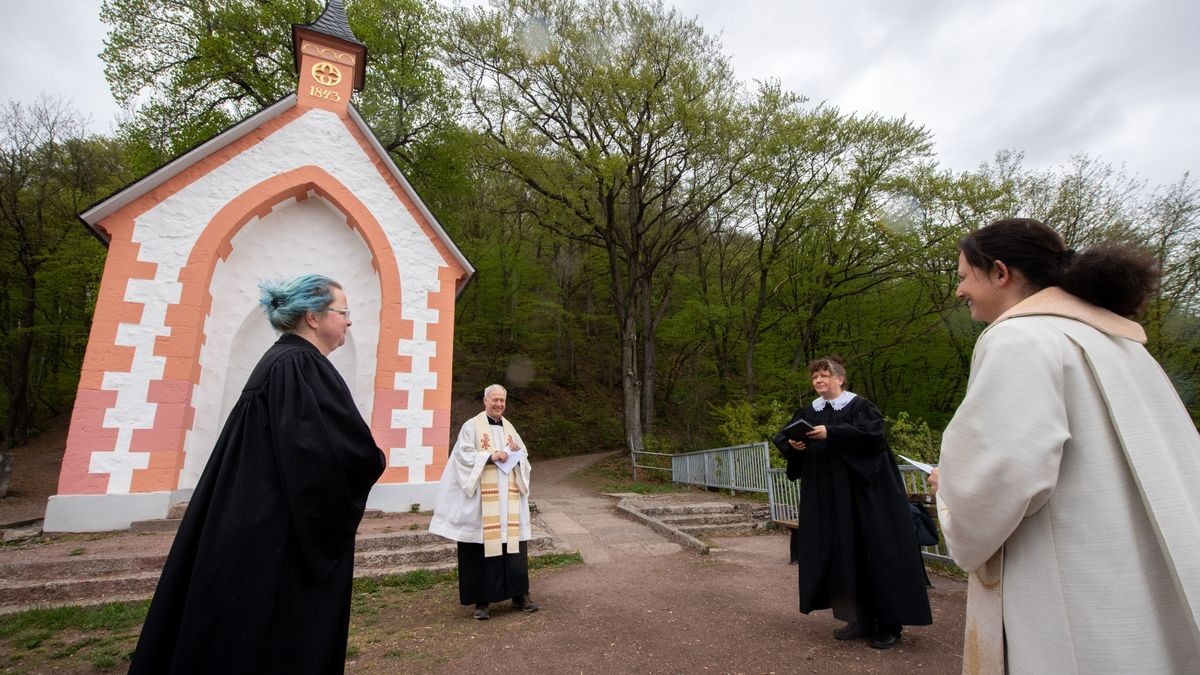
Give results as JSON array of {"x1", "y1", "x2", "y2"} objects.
[{"x1": 766, "y1": 465, "x2": 954, "y2": 565}]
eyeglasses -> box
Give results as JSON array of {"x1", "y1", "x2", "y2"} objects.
[{"x1": 326, "y1": 307, "x2": 350, "y2": 320}]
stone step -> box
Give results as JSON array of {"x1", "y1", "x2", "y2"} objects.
[
  {"x1": 126, "y1": 508, "x2": 389, "y2": 535},
  {"x1": 130, "y1": 519, "x2": 181, "y2": 534},
  {"x1": 0, "y1": 553, "x2": 167, "y2": 581},
  {"x1": 0, "y1": 570, "x2": 163, "y2": 610},
  {"x1": 0, "y1": 531, "x2": 568, "y2": 614},
  {"x1": 355, "y1": 530, "x2": 447, "y2": 551},
  {"x1": 658, "y1": 512, "x2": 750, "y2": 527},
  {"x1": 634, "y1": 503, "x2": 740, "y2": 517},
  {"x1": 356, "y1": 544, "x2": 455, "y2": 569},
  {"x1": 676, "y1": 522, "x2": 758, "y2": 537},
  {"x1": 0, "y1": 538, "x2": 576, "y2": 612}
]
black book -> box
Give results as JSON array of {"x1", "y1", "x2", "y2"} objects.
[{"x1": 780, "y1": 417, "x2": 816, "y2": 441}]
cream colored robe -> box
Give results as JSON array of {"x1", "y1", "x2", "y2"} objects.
[
  {"x1": 937, "y1": 288, "x2": 1200, "y2": 674},
  {"x1": 428, "y1": 414, "x2": 532, "y2": 544}
]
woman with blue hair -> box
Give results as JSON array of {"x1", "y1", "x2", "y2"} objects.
[{"x1": 131, "y1": 274, "x2": 385, "y2": 674}]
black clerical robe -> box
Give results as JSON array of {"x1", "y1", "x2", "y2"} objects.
[
  {"x1": 129, "y1": 334, "x2": 385, "y2": 674},
  {"x1": 772, "y1": 395, "x2": 931, "y2": 628}
]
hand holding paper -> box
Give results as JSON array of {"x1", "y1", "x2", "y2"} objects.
[
  {"x1": 495, "y1": 449, "x2": 526, "y2": 474},
  {"x1": 898, "y1": 454, "x2": 935, "y2": 475}
]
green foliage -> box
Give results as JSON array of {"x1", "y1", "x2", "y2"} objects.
[
  {"x1": 101, "y1": 0, "x2": 460, "y2": 176},
  {"x1": 886, "y1": 412, "x2": 942, "y2": 464},
  {"x1": 7, "y1": 0, "x2": 1196, "y2": 463},
  {"x1": 712, "y1": 399, "x2": 794, "y2": 468},
  {"x1": 713, "y1": 399, "x2": 792, "y2": 446},
  {"x1": 0, "y1": 98, "x2": 126, "y2": 448}
]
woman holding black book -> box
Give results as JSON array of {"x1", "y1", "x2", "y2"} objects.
[{"x1": 772, "y1": 356, "x2": 931, "y2": 649}]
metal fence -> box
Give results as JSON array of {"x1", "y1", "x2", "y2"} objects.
[
  {"x1": 668, "y1": 442, "x2": 772, "y2": 493},
  {"x1": 631, "y1": 442, "x2": 953, "y2": 565},
  {"x1": 766, "y1": 464, "x2": 954, "y2": 565}
]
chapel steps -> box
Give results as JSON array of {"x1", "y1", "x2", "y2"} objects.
[
  {"x1": 126, "y1": 507, "x2": 386, "y2": 535},
  {"x1": 614, "y1": 497, "x2": 773, "y2": 553},
  {"x1": 0, "y1": 515, "x2": 569, "y2": 615}
]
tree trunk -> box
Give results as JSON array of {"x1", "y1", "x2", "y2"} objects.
[
  {"x1": 639, "y1": 278, "x2": 655, "y2": 436},
  {"x1": 621, "y1": 313, "x2": 643, "y2": 454},
  {"x1": 744, "y1": 267, "x2": 771, "y2": 398}
]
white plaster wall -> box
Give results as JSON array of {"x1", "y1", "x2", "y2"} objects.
[
  {"x1": 179, "y1": 195, "x2": 380, "y2": 488},
  {"x1": 93, "y1": 108, "x2": 447, "y2": 495}
]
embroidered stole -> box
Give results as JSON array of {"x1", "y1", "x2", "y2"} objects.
[{"x1": 475, "y1": 412, "x2": 523, "y2": 557}]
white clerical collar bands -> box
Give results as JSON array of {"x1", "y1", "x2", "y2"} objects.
[{"x1": 812, "y1": 391, "x2": 857, "y2": 412}]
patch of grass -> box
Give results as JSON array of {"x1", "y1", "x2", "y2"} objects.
[
  {"x1": 0, "y1": 600, "x2": 149, "y2": 639},
  {"x1": 927, "y1": 559, "x2": 966, "y2": 580},
  {"x1": 345, "y1": 645, "x2": 360, "y2": 659},
  {"x1": 575, "y1": 454, "x2": 686, "y2": 494},
  {"x1": 379, "y1": 569, "x2": 456, "y2": 593},
  {"x1": 49, "y1": 635, "x2": 101, "y2": 659},
  {"x1": 69, "y1": 547, "x2": 87, "y2": 556},
  {"x1": 354, "y1": 568, "x2": 458, "y2": 598},
  {"x1": 13, "y1": 628, "x2": 54, "y2": 649},
  {"x1": 88, "y1": 644, "x2": 122, "y2": 671},
  {"x1": 529, "y1": 552, "x2": 584, "y2": 570},
  {"x1": 0, "y1": 602, "x2": 145, "y2": 674}
]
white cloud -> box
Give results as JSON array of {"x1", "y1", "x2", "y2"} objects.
[
  {"x1": 5, "y1": 0, "x2": 1196, "y2": 188},
  {"x1": 7, "y1": 1, "x2": 122, "y2": 134},
  {"x1": 673, "y1": 0, "x2": 1198, "y2": 188}
]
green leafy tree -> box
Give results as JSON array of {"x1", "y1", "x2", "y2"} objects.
[
  {"x1": 446, "y1": 0, "x2": 752, "y2": 452},
  {"x1": 0, "y1": 97, "x2": 124, "y2": 462},
  {"x1": 100, "y1": 0, "x2": 459, "y2": 177}
]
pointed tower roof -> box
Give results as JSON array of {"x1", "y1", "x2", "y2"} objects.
[
  {"x1": 307, "y1": 0, "x2": 363, "y2": 47},
  {"x1": 292, "y1": 0, "x2": 367, "y2": 90}
]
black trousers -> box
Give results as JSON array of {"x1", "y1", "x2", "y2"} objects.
[{"x1": 456, "y1": 541, "x2": 530, "y2": 605}]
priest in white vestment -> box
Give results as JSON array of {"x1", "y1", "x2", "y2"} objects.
[{"x1": 430, "y1": 384, "x2": 537, "y2": 620}]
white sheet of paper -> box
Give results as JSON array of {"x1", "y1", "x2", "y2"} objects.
[
  {"x1": 898, "y1": 454, "x2": 934, "y2": 475},
  {"x1": 495, "y1": 449, "x2": 526, "y2": 474}
]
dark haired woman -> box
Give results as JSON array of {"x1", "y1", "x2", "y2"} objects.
[
  {"x1": 772, "y1": 357, "x2": 932, "y2": 649},
  {"x1": 931, "y1": 219, "x2": 1200, "y2": 673},
  {"x1": 130, "y1": 275, "x2": 385, "y2": 674}
]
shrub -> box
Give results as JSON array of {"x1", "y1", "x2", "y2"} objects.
[{"x1": 886, "y1": 411, "x2": 941, "y2": 464}]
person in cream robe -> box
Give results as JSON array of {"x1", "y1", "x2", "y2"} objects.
[
  {"x1": 933, "y1": 218, "x2": 1200, "y2": 674},
  {"x1": 430, "y1": 384, "x2": 536, "y2": 620}
]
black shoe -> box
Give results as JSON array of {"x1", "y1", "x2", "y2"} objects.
[
  {"x1": 512, "y1": 595, "x2": 539, "y2": 613},
  {"x1": 473, "y1": 603, "x2": 490, "y2": 620},
  {"x1": 869, "y1": 630, "x2": 899, "y2": 649},
  {"x1": 833, "y1": 622, "x2": 868, "y2": 640}
]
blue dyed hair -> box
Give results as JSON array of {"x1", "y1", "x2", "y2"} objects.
[{"x1": 258, "y1": 275, "x2": 342, "y2": 332}]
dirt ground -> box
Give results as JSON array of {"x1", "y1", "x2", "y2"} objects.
[
  {"x1": 344, "y1": 540, "x2": 967, "y2": 674},
  {"x1": 0, "y1": 416, "x2": 68, "y2": 526},
  {"x1": 1, "y1": 428, "x2": 968, "y2": 673},
  {"x1": 341, "y1": 452, "x2": 968, "y2": 674}
]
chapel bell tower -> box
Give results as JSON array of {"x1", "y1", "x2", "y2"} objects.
[{"x1": 292, "y1": 0, "x2": 367, "y2": 114}]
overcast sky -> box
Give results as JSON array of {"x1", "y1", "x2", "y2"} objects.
[{"x1": 6, "y1": 0, "x2": 1197, "y2": 189}]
